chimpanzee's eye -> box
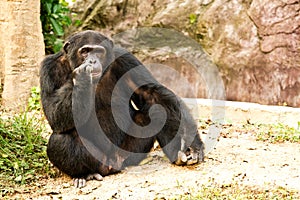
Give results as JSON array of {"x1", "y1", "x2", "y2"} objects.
[
  {"x1": 80, "y1": 47, "x2": 89, "y2": 54},
  {"x1": 79, "y1": 47, "x2": 91, "y2": 58}
]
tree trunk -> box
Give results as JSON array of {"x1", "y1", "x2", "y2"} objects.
[{"x1": 0, "y1": 0, "x2": 45, "y2": 111}]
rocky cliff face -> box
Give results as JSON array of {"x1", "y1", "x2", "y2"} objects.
[
  {"x1": 197, "y1": 0, "x2": 300, "y2": 106},
  {"x1": 71, "y1": 0, "x2": 300, "y2": 107}
]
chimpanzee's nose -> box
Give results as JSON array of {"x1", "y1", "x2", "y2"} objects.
[{"x1": 88, "y1": 58, "x2": 97, "y2": 64}]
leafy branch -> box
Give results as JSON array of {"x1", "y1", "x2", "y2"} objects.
[{"x1": 40, "y1": 0, "x2": 72, "y2": 54}]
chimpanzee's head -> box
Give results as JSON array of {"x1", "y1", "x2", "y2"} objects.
[{"x1": 63, "y1": 30, "x2": 115, "y2": 76}]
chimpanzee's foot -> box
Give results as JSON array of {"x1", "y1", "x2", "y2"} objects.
[
  {"x1": 73, "y1": 173, "x2": 103, "y2": 188},
  {"x1": 86, "y1": 173, "x2": 103, "y2": 181},
  {"x1": 175, "y1": 147, "x2": 204, "y2": 166}
]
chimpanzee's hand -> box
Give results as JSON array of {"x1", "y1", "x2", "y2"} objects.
[{"x1": 73, "y1": 56, "x2": 103, "y2": 85}]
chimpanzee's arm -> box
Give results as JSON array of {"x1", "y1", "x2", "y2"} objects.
[
  {"x1": 40, "y1": 52, "x2": 96, "y2": 133},
  {"x1": 40, "y1": 52, "x2": 75, "y2": 132}
]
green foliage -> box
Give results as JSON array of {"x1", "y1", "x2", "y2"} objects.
[
  {"x1": 27, "y1": 86, "x2": 41, "y2": 111},
  {"x1": 189, "y1": 13, "x2": 198, "y2": 25},
  {"x1": 74, "y1": 19, "x2": 82, "y2": 27},
  {"x1": 0, "y1": 113, "x2": 46, "y2": 183},
  {"x1": 40, "y1": 0, "x2": 72, "y2": 54},
  {"x1": 0, "y1": 88, "x2": 55, "y2": 196}
]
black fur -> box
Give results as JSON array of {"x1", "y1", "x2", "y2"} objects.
[{"x1": 40, "y1": 30, "x2": 204, "y2": 184}]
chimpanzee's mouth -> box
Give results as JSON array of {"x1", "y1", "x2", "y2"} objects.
[
  {"x1": 91, "y1": 64, "x2": 103, "y2": 77},
  {"x1": 92, "y1": 71, "x2": 102, "y2": 77}
]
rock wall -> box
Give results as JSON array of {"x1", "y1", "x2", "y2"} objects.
[
  {"x1": 71, "y1": 0, "x2": 300, "y2": 107},
  {"x1": 197, "y1": 0, "x2": 300, "y2": 106}
]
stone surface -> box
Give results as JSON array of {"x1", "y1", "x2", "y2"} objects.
[{"x1": 71, "y1": 0, "x2": 300, "y2": 107}]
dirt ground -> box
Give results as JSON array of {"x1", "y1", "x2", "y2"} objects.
[{"x1": 10, "y1": 129, "x2": 300, "y2": 200}]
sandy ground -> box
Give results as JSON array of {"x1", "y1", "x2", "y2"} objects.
[
  {"x1": 10, "y1": 130, "x2": 300, "y2": 200},
  {"x1": 6, "y1": 100, "x2": 300, "y2": 199}
]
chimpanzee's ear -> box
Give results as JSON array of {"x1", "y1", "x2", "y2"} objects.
[{"x1": 63, "y1": 41, "x2": 70, "y2": 53}]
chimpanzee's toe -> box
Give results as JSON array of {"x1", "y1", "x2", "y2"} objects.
[
  {"x1": 86, "y1": 173, "x2": 103, "y2": 181},
  {"x1": 73, "y1": 178, "x2": 86, "y2": 188}
]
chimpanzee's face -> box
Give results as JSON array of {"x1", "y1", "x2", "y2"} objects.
[{"x1": 63, "y1": 30, "x2": 114, "y2": 75}]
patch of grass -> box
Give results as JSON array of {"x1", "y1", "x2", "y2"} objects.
[
  {"x1": 173, "y1": 182, "x2": 300, "y2": 200},
  {"x1": 198, "y1": 119, "x2": 300, "y2": 143},
  {"x1": 241, "y1": 122, "x2": 300, "y2": 143},
  {"x1": 27, "y1": 86, "x2": 42, "y2": 111},
  {"x1": 0, "y1": 88, "x2": 56, "y2": 197},
  {"x1": 189, "y1": 13, "x2": 198, "y2": 25}
]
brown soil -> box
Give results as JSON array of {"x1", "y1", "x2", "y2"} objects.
[{"x1": 10, "y1": 130, "x2": 300, "y2": 200}]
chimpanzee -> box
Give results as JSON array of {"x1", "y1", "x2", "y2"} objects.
[{"x1": 40, "y1": 30, "x2": 204, "y2": 188}]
